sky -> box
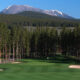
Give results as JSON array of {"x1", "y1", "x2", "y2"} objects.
[{"x1": 0, "y1": 0, "x2": 80, "y2": 18}]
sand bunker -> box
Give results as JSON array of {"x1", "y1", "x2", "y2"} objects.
[
  {"x1": 12, "y1": 62, "x2": 21, "y2": 64},
  {"x1": 69, "y1": 65, "x2": 80, "y2": 69}
]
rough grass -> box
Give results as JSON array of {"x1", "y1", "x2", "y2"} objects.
[{"x1": 0, "y1": 59, "x2": 80, "y2": 80}]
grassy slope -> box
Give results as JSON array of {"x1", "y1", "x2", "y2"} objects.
[{"x1": 0, "y1": 59, "x2": 80, "y2": 80}]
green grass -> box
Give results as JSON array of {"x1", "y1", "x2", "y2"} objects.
[{"x1": 0, "y1": 59, "x2": 80, "y2": 80}]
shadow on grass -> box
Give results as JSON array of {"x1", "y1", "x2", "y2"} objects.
[
  {"x1": 31, "y1": 55, "x2": 80, "y2": 64},
  {"x1": 20, "y1": 54, "x2": 80, "y2": 65}
]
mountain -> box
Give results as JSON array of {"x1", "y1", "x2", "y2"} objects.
[
  {"x1": 16, "y1": 11, "x2": 59, "y2": 19},
  {"x1": 1, "y1": 5, "x2": 43, "y2": 14},
  {"x1": 1, "y1": 5, "x2": 73, "y2": 19},
  {"x1": 43, "y1": 10, "x2": 72, "y2": 19}
]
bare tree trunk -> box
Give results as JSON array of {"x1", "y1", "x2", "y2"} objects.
[
  {"x1": 16, "y1": 43, "x2": 19, "y2": 61},
  {"x1": 9, "y1": 45, "x2": 11, "y2": 62},
  {"x1": 0, "y1": 49, "x2": 2, "y2": 63},
  {"x1": 21, "y1": 48, "x2": 23, "y2": 60},
  {"x1": 5, "y1": 44, "x2": 7, "y2": 63},
  {"x1": 3, "y1": 47, "x2": 5, "y2": 63},
  {"x1": 13, "y1": 42, "x2": 15, "y2": 62},
  {"x1": 19, "y1": 48, "x2": 23, "y2": 61}
]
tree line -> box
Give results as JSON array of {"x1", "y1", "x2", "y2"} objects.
[
  {"x1": 0, "y1": 14, "x2": 79, "y2": 27},
  {"x1": 0, "y1": 23, "x2": 80, "y2": 62}
]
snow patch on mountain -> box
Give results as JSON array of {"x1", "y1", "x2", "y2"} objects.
[{"x1": 6, "y1": 6, "x2": 11, "y2": 10}]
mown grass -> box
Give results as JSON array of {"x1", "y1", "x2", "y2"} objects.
[{"x1": 0, "y1": 58, "x2": 80, "y2": 80}]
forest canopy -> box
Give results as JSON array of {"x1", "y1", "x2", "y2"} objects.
[{"x1": 0, "y1": 12, "x2": 79, "y2": 27}]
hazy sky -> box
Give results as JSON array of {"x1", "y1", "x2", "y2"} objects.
[{"x1": 0, "y1": 0, "x2": 80, "y2": 18}]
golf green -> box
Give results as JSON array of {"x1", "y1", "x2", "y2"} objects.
[{"x1": 0, "y1": 59, "x2": 80, "y2": 80}]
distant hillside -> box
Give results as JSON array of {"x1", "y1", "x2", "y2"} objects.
[
  {"x1": 0, "y1": 14, "x2": 79, "y2": 27},
  {"x1": 16, "y1": 11, "x2": 54, "y2": 18},
  {"x1": 16, "y1": 11, "x2": 74, "y2": 20}
]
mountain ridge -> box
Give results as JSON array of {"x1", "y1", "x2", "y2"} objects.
[{"x1": 1, "y1": 5, "x2": 73, "y2": 19}]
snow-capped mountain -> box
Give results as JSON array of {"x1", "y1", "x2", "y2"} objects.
[
  {"x1": 1, "y1": 5, "x2": 43, "y2": 14},
  {"x1": 43, "y1": 10, "x2": 72, "y2": 19},
  {"x1": 1, "y1": 5, "x2": 72, "y2": 19}
]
